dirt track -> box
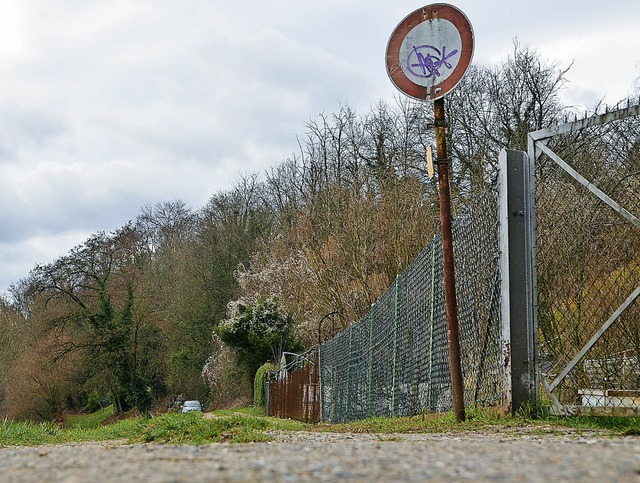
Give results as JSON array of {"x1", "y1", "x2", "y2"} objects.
[{"x1": 2, "y1": 430, "x2": 639, "y2": 481}]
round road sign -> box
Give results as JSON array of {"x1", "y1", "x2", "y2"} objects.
[{"x1": 386, "y1": 4, "x2": 474, "y2": 101}]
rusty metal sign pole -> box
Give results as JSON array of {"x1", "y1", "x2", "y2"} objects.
[
  {"x1": 434, "y1": 97, "x2": 465, "y2": 422},
  {"x1": 385, "y1": 3, "x2": 474, "y2": 423}
]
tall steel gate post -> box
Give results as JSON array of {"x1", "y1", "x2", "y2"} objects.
[{"x1": 498, "y1": 149, "x2": 539, "y2": 413}]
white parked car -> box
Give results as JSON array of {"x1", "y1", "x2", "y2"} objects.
[{"x1": 181, "y1": 400, "x2": 202, "y2": 413}]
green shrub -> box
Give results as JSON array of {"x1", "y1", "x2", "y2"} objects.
[
  {"x1": 65, "y1": 405, "x2": 114, "y2": 429},
  {"x1": 86, "y1": 391, "x2": 102, "y2": 413},
  {"x1": 217, "y1": 297, "x2": 303, "y2": 376},
  {"x1": 254, "y1": 362, "x2": 278, "y2": 407},
  {"x1": 0, "y1": 419, "x2": 61, "y2": 446},
  {"x1": 138, "y1": 412, "x2": 271, "y2": 444}
]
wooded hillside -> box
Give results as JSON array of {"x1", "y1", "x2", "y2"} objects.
[{"x1": 1, "y1": 43, "x2": 638, "y2": 419}]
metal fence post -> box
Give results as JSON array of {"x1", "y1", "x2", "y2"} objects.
[
  {"x1": 428, "y1": 242, "x2": 437, "y2": 411},
  {"x1": 346, "y1": 326, "x2": 353, "y2": 421},
  {"x1": 392, "y1": 277, "x2": 400, "y2": 415},
  {"x1": 367, "y1": 304, "x2": 375, "y2": 415},
  {"x1": 498, "y1": 149, "x2": 539, "y2": 414},
  {"x1": 265, "y1": 380, "x2": 270, "y2": 416}
]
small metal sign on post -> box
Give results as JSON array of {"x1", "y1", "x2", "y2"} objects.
[{"x1": 386, "y1": 3, "x2": 474, "y2": 422}]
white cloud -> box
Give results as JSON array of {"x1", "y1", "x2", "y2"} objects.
[
  {"x1": 1, "y1": 0, "x2": 639, "y2": 293},
  {"x1": 0, "y1": 230, "x2": 92, "y2": 296},
  {"x1": 537, "y1": 26, "x2": 640, "y2": 107},
  {"x1": 0, "y1": 0, "x2": 31, "y2": 60}
]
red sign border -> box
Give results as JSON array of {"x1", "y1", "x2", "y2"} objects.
[{"x1": 386, "y1": 4, "x2": 474, "y2": 100}]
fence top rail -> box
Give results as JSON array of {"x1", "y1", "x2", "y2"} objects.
[{"x1": 529, "y1": 103, "x2": 640, "y2": 141}]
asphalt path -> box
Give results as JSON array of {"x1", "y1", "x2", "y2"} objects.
[{"x1": 2, "y1": 430, "x2": 639, "y2": 481}]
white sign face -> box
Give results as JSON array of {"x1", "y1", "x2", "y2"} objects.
[
  {"x1": 398, "y1": 18, "x2": 462, "y2": 90},
  {"x1": 385, "y1": 4, "x2": 474, "y2": 101}
]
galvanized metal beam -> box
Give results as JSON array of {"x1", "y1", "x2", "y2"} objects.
[
  {"x1": 498, "y1": 149, "x2": 539, "y2": 414},
  {"x1": 536, "y1": 142, "x2": 640, "y2": 228},
  {"x1": 529, "y1": 102, "x2": 640, "y2": 416},
  {"x1": 530, "y1": 104, "x2": 640, "y2": 141},
  {"x1": 540, "y1": 375, "x2": 570, "y2": 415},
  {"x1": 498, "y1": 150, "x2": 512, "y2": 412},
  {"x1": 548, "y1": 284, "x2": 640, "y2": 393},
  {"x1": 574, "y1": 406, "x2": 640, "y2": 417}
]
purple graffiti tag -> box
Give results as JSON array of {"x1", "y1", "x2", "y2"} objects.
[{"x1": 407, "y1": 45, "x2": 459, "y2": 79}]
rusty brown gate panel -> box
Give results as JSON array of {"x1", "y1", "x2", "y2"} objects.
[{"x1": 267, "y1": 351, "x2": 320, "y2": 422}]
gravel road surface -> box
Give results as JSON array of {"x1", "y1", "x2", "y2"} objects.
[{"x1": 2, "y1": 430, "x2": 639, "y2": 482}]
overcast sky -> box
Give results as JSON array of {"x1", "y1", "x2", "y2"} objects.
[{"x1": 1, "y1": 0, "x2": 639, "y2": 296}]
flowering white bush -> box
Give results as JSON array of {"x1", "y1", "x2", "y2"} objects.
[
  {"x1": 216, "y1": 297, "x2": 303, "y2": 376},
  {"x1": 201, "y1": 334, "x2": 251, "y2": 407}
]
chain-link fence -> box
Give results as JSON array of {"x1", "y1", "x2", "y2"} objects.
[
  {"x1": 269, "y1": 108, "x2": 640, "y2": 422},
  {"x1": 319, "y1": 187, "x2": 504, "y2": 422},
  {"x1": 532, "y1": 106, "x2": 640, "y2": 414}
]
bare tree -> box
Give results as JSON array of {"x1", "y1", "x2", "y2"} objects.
[{"x1": 447, "y1": 41, "x2": 570, "y2": 196}]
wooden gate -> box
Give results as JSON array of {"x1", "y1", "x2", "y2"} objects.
[{"x1": 267, "y1": 350, "x2": 320, "y2": 422}]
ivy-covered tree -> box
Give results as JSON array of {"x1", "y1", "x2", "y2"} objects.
[
  {"x1": 28, "y1": 224, "x2": 163, "y2": 414},
  {"x1": 216, "y1": 297, "x2": 303, "y2": 377}
]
